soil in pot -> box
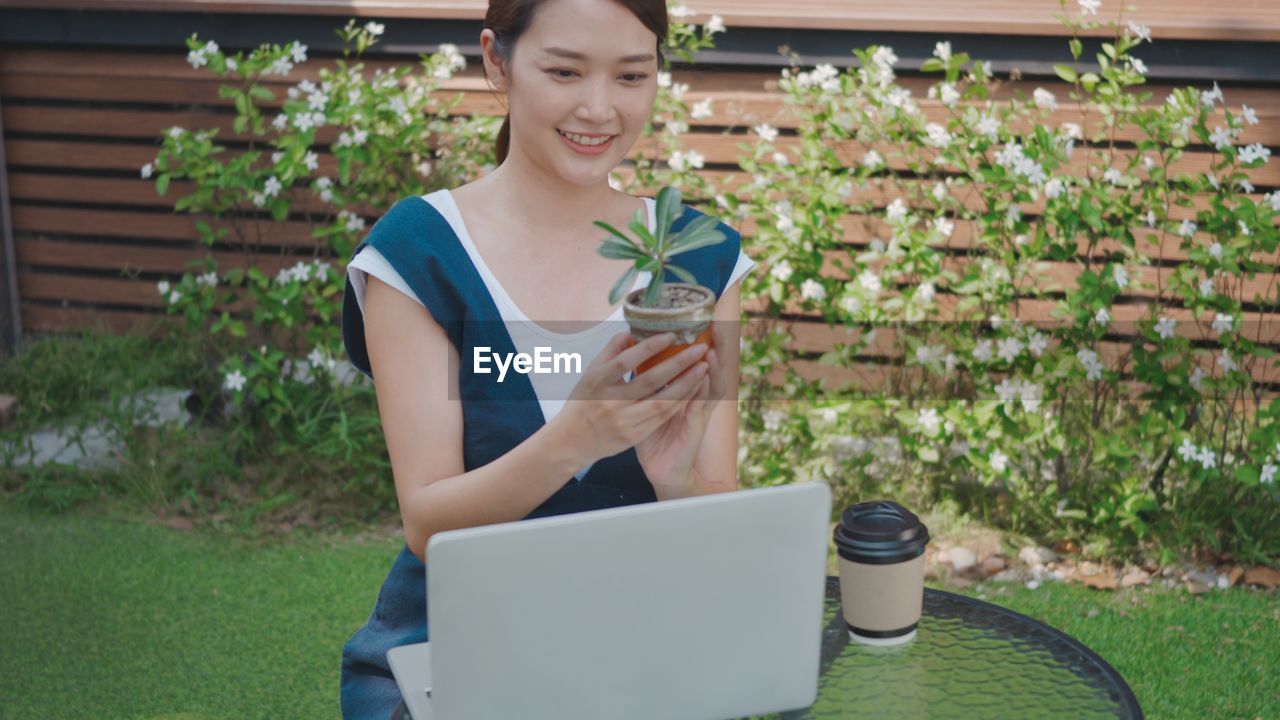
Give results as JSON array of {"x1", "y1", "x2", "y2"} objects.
[{"x1": 623, "y1": 283, "x2": 716, "y2": 375}]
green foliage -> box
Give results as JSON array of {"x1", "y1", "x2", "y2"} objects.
[{"x1": 595, "y1": 185, "x2": 728, "y2": 306}]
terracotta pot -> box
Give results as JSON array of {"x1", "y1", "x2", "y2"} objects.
[{"x1": 623, "y1": 282, "x2": 716, "y2": 375}]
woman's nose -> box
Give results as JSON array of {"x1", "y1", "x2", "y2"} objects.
[{"x1": 575, "y1": 77, "x2": 615, "y2": 124}]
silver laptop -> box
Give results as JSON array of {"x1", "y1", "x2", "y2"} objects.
[{"x1": 387, "y1": 481, "x2": 832, "y2": 720}]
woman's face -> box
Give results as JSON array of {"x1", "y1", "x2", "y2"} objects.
[{"x1": 487, "y1": 0, "x2": 660, "y2": 187}]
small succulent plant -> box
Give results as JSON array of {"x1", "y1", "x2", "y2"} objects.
[{"x1": 595, "y1": 186, "x2": 727, "y2": 307}]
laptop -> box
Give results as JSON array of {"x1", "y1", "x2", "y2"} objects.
[{"x1": 387, "y1": 481, "x2": 832, "y2": 720}]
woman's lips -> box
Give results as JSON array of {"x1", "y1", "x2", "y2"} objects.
[{"x1": 558, "y1": 129, "x2": 614, "y2": 155}]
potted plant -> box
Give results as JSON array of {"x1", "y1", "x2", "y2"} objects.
[{"x1": 595, "y1": 186, "x2": 728, "y2": 374}]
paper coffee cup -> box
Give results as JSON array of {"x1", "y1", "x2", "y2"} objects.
[{"x1": 833, "y1": 501, "x2": 930, "y2": 646}]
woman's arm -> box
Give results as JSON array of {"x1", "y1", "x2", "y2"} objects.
[
  {"x1": 364, "y1": 274, "x2": 709, "y2": 561},
  {"x1": 690, "y1": 279, "x2": 744, "y2": 495},
  {"x1": 363, "y1": 275, "x2": 589, "y2": 563}
]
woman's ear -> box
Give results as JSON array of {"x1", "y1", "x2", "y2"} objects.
[{"x1": 479, "y1": 29, "x2": 509, "y2": 93}]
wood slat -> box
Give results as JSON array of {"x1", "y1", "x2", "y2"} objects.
[
  {"x1": 15, "y1": 237, "x2": 337, "y2": 276},
  {"x1": 2, "y1": 0, "x2": 1278, "y2": 42},
  {"x1": 19, "y1": 303, "x2": 169, "y2": 335},
  {"x1": 12, "y1": 206, "x2": 323, "y2": 247},
  {"x1": 5, "y1": 138, "x2": 341, "y2": 176}
]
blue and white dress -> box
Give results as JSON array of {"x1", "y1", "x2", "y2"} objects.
[{"x1": 338, "y1": 189, "x2": 754, "y2": 719}]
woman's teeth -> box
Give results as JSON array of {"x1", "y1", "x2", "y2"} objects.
[{"x1": 559, "y1": 130, "x2": 612, "y2": 146}]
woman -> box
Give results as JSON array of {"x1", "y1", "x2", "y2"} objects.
[{"x1": 339, "y1": 0, "x2": 755, "y2": 716}]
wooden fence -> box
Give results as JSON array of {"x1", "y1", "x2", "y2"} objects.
[{"x1": 1, "y1": 0, "x2": 1278, "y2": 394}]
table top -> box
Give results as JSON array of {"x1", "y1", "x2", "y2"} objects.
[{"x1": 749, "y1": 577, "x2": 1143, "y2": 719}]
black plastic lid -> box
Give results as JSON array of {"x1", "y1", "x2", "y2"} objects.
[{"x1": 833, "y1": 500, "x2": 930, "y2": 565}]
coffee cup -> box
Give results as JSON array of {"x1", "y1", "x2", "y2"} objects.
[{"x1": 833, "y1": 500, "x2": 930, "y2": 646}]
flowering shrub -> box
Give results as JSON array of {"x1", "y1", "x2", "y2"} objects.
[
  {"x1": 148, "y1": 20, "x2": 495, "y2": 428},
  {"x1": 721, "y1": 0, "x2": 1280, "y2": 560}
]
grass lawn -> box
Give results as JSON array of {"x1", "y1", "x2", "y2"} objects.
[{"x1": 2, "y1": 503, "x2": 1275, "y2": 720}]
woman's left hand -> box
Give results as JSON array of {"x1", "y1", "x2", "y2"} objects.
[{"x1": 635, "y1": 336, "x2": 728, "y2": 500}]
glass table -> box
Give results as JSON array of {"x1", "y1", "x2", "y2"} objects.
[{"x1": 749, "y1": 576, "x2": 1143, "y2": 719}]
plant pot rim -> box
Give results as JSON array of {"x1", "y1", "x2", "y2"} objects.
[{"x1": 622, "y1": 282, "x2": 715, "y2": 314}]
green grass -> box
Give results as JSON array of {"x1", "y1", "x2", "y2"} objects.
[{"x1": 2, "y1": 503, "x2": 1276, "y2": 720}]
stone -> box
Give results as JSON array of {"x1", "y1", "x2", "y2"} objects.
[
  {"x1": 1228, "y1": 565, "x2": 1245, "y2": 587},
  {"x1": 1019, "y1": 546, "x2": 1058, "y2": 566},
  {"x1": 1080, "y1": 572, "x2": 1118, "y2": 590},
  {"x1": 980, "y1": 555, "x2": 1008, "y2": 577},
  {"x1": 1185, "y1": 580, "x2": 1211, "y2": 595},
  {"x1": 991, "y1": 568, "x2": 1028, "y2": 583},
  {"x1": 1243, "y1": 566, "x2": 1280, "y2": 588},
  {"x1": 1120, "y1": 569, "x2": 1151, "y2": 588},
  {"x1": 947, "y1": 547, "x2": 978, "y2": 572}
]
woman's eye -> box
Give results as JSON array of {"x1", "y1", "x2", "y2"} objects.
[
  {"x1": 621, "y1": 73, "x2": 648, "y2": 83},
  {"x1": 549, "y1": 69, "x2": 577, "y2": 79}
]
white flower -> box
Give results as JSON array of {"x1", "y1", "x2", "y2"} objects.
[
  {"x1": 1113, "y1": 265, "x2": 1129, "y2": 289},
  {"x1": 933, "y1": 41, "x2": 952, "y2": 62},
  {"x1": 1199, "y1": 277, "x2": 1215, "y2": 297},
  {"x1": 251, "y1": 192, "x2": 267, "y2": 208},
  {"x1": 1212, "y1": 313, "x2": 1233, "y2": 334},
  {"x1": 187, "y1": 48, "x2": 208, "y2": 69},
  {"x1": 140, "y1": 163, "x2": 153, "y2": 179},
  {"x1": 1127, "y1": 21, "x2": 1152, "y2": 42},
  {"x1": 972, "y1": 339, "x2": 994, "y2": 363},
  {"x1": 862, "y1": 149, "x2": 884, "y2": 168},
  {"x1": 1190, "y1": 366, "x2": 1206, "y2": 390},
  {"x1": 1028, "y1": 332, "x2": 1049, "y2": 356},
  {"x1": 668, "y1": 3, "x2": 693, "y2": 17},
  {"x1": 272, "y1": 113, "x2": 288, "y2": 131},
  {"x1": 997, "y1": 337, "x2": 1023, "y2": 363},
  {"x1": 263, "y1": 176, "x2": 283, "y2": 198},
  {"x1": 918, "y1": 408, "x2": 942, "y2": 436},
  {"x1": 938, "y1": 83, "x2": 960, "y2": 107},
  {"x1": 1077, "y1": 348, "x2": 1103, "y2": 380},
  {"x1": 225, "y1": 58, "x2": 237, "y2": 72},
  {"x1": 1218, "y1": 349, "x2": 1236, "y2": 373},
  {"x1": 1155, "y1": 317, "x2": 1176, "y2": 340},
  {"x1": 995, "y1": 377, "x2": 1020, "y2": 406},
  {"x1": 858, "y1": 271, "x2": 882, "y2": 295},
  {"x1": 1201, "y1": 82, "x2": 1224, "y2": 108},
  {"x1": 1130, "y1": 57, "x2": 1148, "y2": 76},
  {"x1": 168, "y1": 126, "x2": 185, "y2": 140},
  {"x1": 917, "y1": 282, "x2": 936, "y2": 303},
  {"x1": 1077, "y1": 0, "x2": 1101, "y2": 15},
  {"x1": 657, "y1": 71, "x2": 671, "y2": 88},
  {"x1": 932, "y1": 183, "x2": 947, "y2": 202},
  {"x1": 925, "y1": 123, "x2": 951, "y2": 148},
  {"x1": 1262, "y1": 463, "x2": 1277, "y2": 485},
  {"x1": 1177, "y1": 438, "x2": 1199, "y2": 462},
  {"x1": 771, "y1": 151, "x2": 788, "y2": 166},
  {"x1": 1239, "y1": 179, "x2": 1255, "y2": 194},
  {"x1": 934, "y1": 217, "x2": 955, "y2": 238},
  {"x1": 1209, "y1": 125, "x2": 1235, "y2": 151},
  {"x1": 417, "y1": 160, "x2": 433, "y2": 177},
  {"x1": 1095, "y1": 307, "x2": 1111, "y2": 327},
  {"x1": 1208, "y1": 242, "x2": 1223, "y2": 260},
  {"x1": 301, "y1": 151, "x2": 319, "y2": 172},
  {"x1": 1241, "y1": 104, "x2": 1259, "y2": 126},
  {"x1": 800, "y1": 279, "x2": 825, "y2": 302},
  {"x1": 340, "y1": 210, "x2": 366, "y2": 233},
  {"x1": 762, "y1": 409, "x2": 786, "y2": 432},
  {"x1": 1268, "y1": 192, "x2": 1280, "y2": 212},
  {"x1": 365, "y1": 21, "x2": 386, "y2": 36},
  {"x1": 690, "y1": 98, "x2": 713, "y2": 119},
  {"x1": 1179, "y1": 219, "x2": 1197, "y2": 238},
  {"x1": 840, "y1": 295, "x2": 861, "y2": 314},
  {"x1": 1045, "y1": 178, "x2": 1065, "y2": 199},
  {"x1": 290, "y1": 43, "x2": 308, "y2": 64},
  {"x1": 1104, "y1": 167, "x2": 1124, "y2": 185},
  {"x1": 1207, "y1": 173, "x2": 1220, "y2": 190},
  {"x1": 753, "y1": 123, "x2": 778, "y2": 142},
  {"x1": 886, "y1": 198, "x2": 908, "y2": 223},
  {"x1": 1239, "y1": 144, "x2": 1271, "y2": 165},
  {"x1": 976, "y1": 114, "x2": 1000, "y2": 139},
  {"x1": 1020, "y1": 381, "x2": 1043, "y2": 413},
  {"x1": 990, "y1": 449, "x2": 1009, "y2": 473},
  {"x1": 156, "y1": 280, "x2": 170, "y2": 296},
  {"x1": 770, "y1": 260, "x2": 793, "y2": 282},
  {"x1": 1198, "y1": 446, "x2": 1217, "y2": 470},
  {"x1": 270, "y1": 57, "x2": 294, "y2": 76},
  {"x1": 223, "y1": 369, "x2": 247, "y2": 393},
  {"x1": 1033, "y1": 88, "x2": 1057, "y2": 111},
  {"x1": 704, "y1": 15, "x2": 725, "y2": 34}
]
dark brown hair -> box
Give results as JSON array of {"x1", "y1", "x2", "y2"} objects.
[{"x1": 483, "y1": 0, "x2": 668, "y2": 165}]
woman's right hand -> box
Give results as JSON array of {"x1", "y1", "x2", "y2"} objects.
[{"x1": 551, "y1": 331, "x2": 710, "y2": 467}]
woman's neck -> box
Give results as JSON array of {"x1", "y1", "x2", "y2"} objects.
[{"x1": 477, "y1": 158, "x2": 623, "y2": 237}]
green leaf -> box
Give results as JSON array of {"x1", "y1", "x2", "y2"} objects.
[
  {"x1": 641, "y1": 278, "x2": 663, "y2": 307},
  {"x1": 1234, "y1": 465, "x2": 1260, "y2": 486},
  {"x1": 608, "y1": 266, "x2": 638, "y2": 305},
  {"x1": 655, "y1": 186, "x2": 683, "y2": 241},
  {"x1": 667, "y1": 264, "x2": 697, "y2": 285},
  {"x1": 1069, "y1": 38, "x2": 1083, "y2": 59},
  {"x1": 248, "y1": 85, "x2": 275, "y2": 101},
  {"x1": 1054, "y1": 64, "x2": 1078, "y2": 83},
  {"x1": 918, "y1": 446, "x2": 940, "y2": 463},
  {"x1": 155, "y1": 174, "x2": 171, "y2": 196},
  {"x1": 597, "y1": 237, "x2": 647, "y2": 261}
]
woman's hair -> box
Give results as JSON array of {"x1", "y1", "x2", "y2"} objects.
[{"x1": 483, "y1": 0, "x2": 668, "y2": 165}]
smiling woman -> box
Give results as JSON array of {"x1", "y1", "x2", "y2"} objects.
[{"x1": 337, "y1": 0, "x2": 754, "y2": 717}]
